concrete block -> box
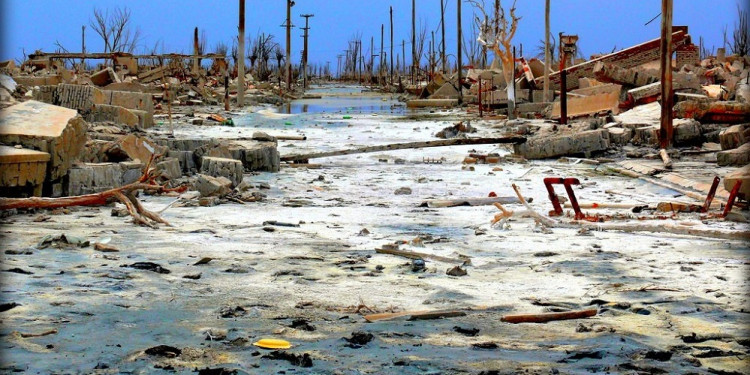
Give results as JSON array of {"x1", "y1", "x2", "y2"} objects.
[
  {"x1": 724, "y1": 164, "x2": 750, "y2": 200},
  {"x1": 90, "y1": 67, "x2": 121, "y2": 87},
  {"x1": 513, "y1": 129, "x2": 610, "y2": 159},
  {"x1": 717, "y1": 143, "x2": 750, "y2": 166},
  {"x1": 719, "y1": 124, "x2": 749, "y2": 150},
  {"x1": 607, "y1": 127, "x2": 633, "y2": 145},
  {"x1": 551, "y1": 84, "x2": 621, "y2": 119},
  {"x1": 200, "y1": 156, "x2": 244, "y2": 187},
  {"x1": 156, "y1": 157, "x2": 182, "y2": 180},
  {"x1": 88, "y1": 104, "x2": 140, "y2": 128},
  {"x1": 0, "y1": 145, "x2": 49, "y2": 196},
  {"x1": 430, "y1": 83, "x2": 459, "y2": 99},
  {"x1": 674, "y1": 119, "x2": 702, "y2": 146},
  {"x1": 194, "y1": 174, "x2": 232, "y2": 197},
  {"x1": 119, "y1": 134, "x2": 167, "y2": 165},
  {"x1": 0, "y1": 100, "x2": 87, "y2": 182}
]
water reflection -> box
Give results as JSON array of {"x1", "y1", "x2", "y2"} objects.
[{"x1": 279, "y1": 101, "x2": 399, "y2": 114}]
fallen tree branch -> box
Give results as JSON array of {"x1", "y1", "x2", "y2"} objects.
[
  {"x1": 0, "y1": 156, "x2": 185, "y2": 228},
  {"x1": 501, "y1": 308, "x2": 598, "y2": 324},
  {"x1": 375, "y1": 247, "x2": 467, "y2": 264}
]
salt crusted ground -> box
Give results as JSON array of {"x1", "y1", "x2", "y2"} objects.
[{"x1": 1, "y1": 85, "x2": 748, "y2": 374}]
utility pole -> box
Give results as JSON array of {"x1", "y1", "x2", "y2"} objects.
[
  {"x1": 337, "y1": 54, "x2": 342, "y2": 79},
  {"x1": 457, "y1": 0, "x2": 462, "y2": 105},
  {"x1": 238, "y1": 0, "x2": 245, "y2": 107},
  {"x1": 359, "y1": 40, "x2": 363, "y2": 83},
  {"x1": 660, "y1": 0, "x2": 674, "y2": 149},
  {"x1": 543, "y1": 0, "x2": 550, "y2": 102},
  {"x1": 411, "y1": 0, "x2": 416, "y2": 85},
  {"x1": 193, "y1": 27, "x2": 199, "y2": 74},
  {"x1": 390, "y1": 7, "x2": 394, "y2": 86},
  {"x1": 380, "y1": 24, "x2": 384, "y2": 84},
  {"x1": 285, "y1": 0, "x2": 294, "y2": 92},
  {"x1": 300, "y1": 13, "x2": 314, "y2": 89},
  {"x1": 402, "y1": 40, "x2": 406, "y2": 77},
  {"x1": 370, "y1": 35, "x2": 375, "y2": 82},
  {"x1": 440, "y1": 0, "x2": 446, "y2": 73},
  {"x1": 81, "y1": 25, "x2": 85, "y2": 71}
]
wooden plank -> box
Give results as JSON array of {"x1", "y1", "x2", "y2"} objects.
[
  {"x1": 419, "y1": 196, "x2": 521, "y2": 208},
  {"x1": 375, "y1": 248, "x2": 466, "y2": 264},
  {"x1": 501, "y1": 309, "x2": 598, "y2": 324}
]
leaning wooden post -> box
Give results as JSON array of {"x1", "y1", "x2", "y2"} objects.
[
  {"x1": 543, "y1": 0, "x2": 550, "y2": 102},
  {"x1": 390, "y1": 7, "x2": 394, "y2": 86},
  {"x1": 193, "y1": 27, "x2": 199, "y2": 74},
  {"x1": 237, "y1": 0, "x2": 245, "y2": 107},
  {"x1": 457, "y1": 0, "x2": 463, "y2": 105},
  {"x1": 659, "y1": 0, "x2": 674, "y2": 149},
  {"x1": 559, "y1": 32, "x2": 567, "y2": 125}
]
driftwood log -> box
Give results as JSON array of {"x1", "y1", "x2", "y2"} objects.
[
  {"x1": 0, "y1": 157, "x2": 185, "y2": 228},
  {"x1": 501, "y1": 309, "x2": 598, "y2": 324}
]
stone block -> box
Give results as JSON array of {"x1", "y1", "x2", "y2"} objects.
[
  {"x1": 88, "y1": 104, "x2": 140, "y2": 128},
  {"x1": 0, "y1": 100, "x2": 87, "y2": 182},
  {"x1": 194, "y1": 174, "x2": 232, "y2": 197},
  {"x1": 429, "y1": 83, "x2": 459, "y2": 99},
  {"x1": 119, "y1": 134, "x2": 167, "y2": 165},
  {"x1": 168, "y1": 150, "x2": 197, "y2": 174},
  {"x1": 517, "y1": 102, "x2": 551, "y2": 114},
  {"x1": 724, "y1": 164, "x2": 750, "y2": 200},
  {"x1": 632, "y1": 126, "x2": 660, "y2": 145},
  {"x1": 719, "y1": 124, "x2": 749, "y2": 150},
  {"x1": 200, "y1": 156, "x2": 244, "y2": 186},
  {"x1": 90, "y1": 67, "x2": 121, "y2": 87},
  {"x1": 551, "y1": 84, "x2": 621, "y2": 119},
  {"x1": 236, "y1": 142, "x2": 280, "y2": 172},
  {"x1": 11, "y1": 75, "x2": 61, "y2": 87},
  {"x1": 513, "y1": 129, "x2": 610, "y2": 159},
  {"x1": 607, "y1": 127, "x2": 633, "y2": 145},
  {"x1": 717, "y1": 143, "x2": 750, "y2": 166},
  {"x1": 66, "y1": 163, "x2": 124, "y2": 196},
  {"x1": 156, "y1": 157, "x2": 182, "y2": 180},
  {"x1": 121, "y1": 161, "x2": 144, "y2": 184},
  {"x1": 674, "y1": 119, "x2": 702, "y2": 146},
  {"x1": 0, "y1": 145, "x2": 49, "y2": 196}
]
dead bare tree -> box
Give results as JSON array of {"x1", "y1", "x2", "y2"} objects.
[
  {"x1": 0, "y1": 157, "x2": 183, "y2": 228},
  {"x1": 415, "y1": 21, "x2": 428, "y2": 77},
  {"x1": 89, "y1": 7, "x2": 142, "y2": 56},
  {"x1": 731, "y1": 4, "x2": 749, "y2": 56},
  {"x1": 535, "y1": 33, "x2": 556, "y2": 61},
  {"x1": 462, "y1": 17, "x2": 482, "y2": 67},
  {"x1": 467, "y1": 0, "x2": 521, "y2": 87}
]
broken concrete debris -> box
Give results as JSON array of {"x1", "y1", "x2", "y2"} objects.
[{"x1": 1, "y1": 5, "x2": 749, "y2": 375}]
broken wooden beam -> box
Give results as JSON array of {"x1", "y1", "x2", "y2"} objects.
[
  {"x1": 419, "y1": 196, "x2": 522, "y2": 208},
  {"x1": 501, "y1": 308, "x2": 597, "y2": 324},
  {"x1": 280, "y1": 136, "x2": 526, "y2": 163},
  {"x1": 375, "y1": 247, "x2": 466, "y2": 264}
]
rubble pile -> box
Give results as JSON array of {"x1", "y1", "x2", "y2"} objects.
[{"x1": 0, "y1": 51, "x2": 285, "y2": 200}]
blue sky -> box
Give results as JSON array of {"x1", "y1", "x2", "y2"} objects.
[{"x1": 1, "y1": 1, "x2": 746, "y2": 68}]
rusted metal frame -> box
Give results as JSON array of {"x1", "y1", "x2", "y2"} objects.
[
  {"x1": 701, "y1": 176, "x2": 720, "y2": 213},
  {"x1": 722, "y1": 180, "x2": 743, "y2": 218},
  {"x1": 544, "y1": 177, "x2": 583, "y2": 219}
]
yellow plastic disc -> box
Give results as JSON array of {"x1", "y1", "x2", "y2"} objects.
[{"x1": 253, "y1": 338, "x2": 292, "y2": 350}]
